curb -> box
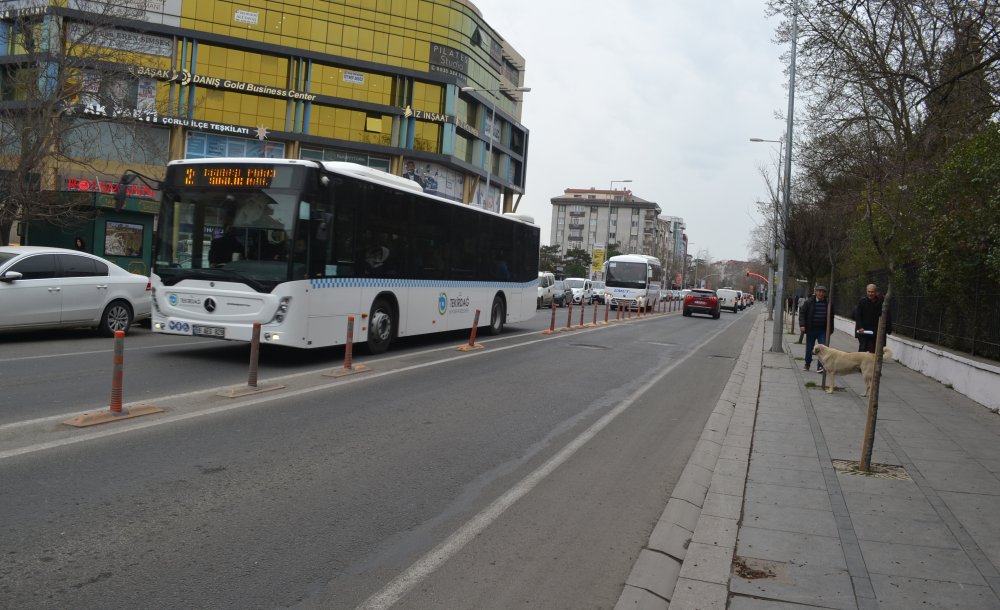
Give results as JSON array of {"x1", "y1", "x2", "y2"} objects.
[{"x1": 616, "y1": 312, "x2": 765, "y2": 609}]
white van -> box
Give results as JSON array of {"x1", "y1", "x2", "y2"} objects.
[
  {"x1": 537, "y1": 271, "x2": 555, "y2": 308},
  {"x1": 716, "y1": 288, "x2": 740, "y2": 313},
  {"x1": 563, "y1": 277, "x2": 593, "y2": 305}
]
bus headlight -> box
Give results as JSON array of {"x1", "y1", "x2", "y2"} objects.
[{"x1": 272, "y1": 297, "x2": 291, "y2": 324}]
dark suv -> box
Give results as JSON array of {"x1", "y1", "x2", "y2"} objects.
[{"x1": 683, "y1": 289, "x2": 721, "y2": 319}]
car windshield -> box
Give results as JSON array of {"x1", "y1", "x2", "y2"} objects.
[
  {"x1": 592, "y1": 281, "x2": 605, "y2": 290},
  {"x1": 0, "y1": 252, "x2": 17, "y2": 267},
  {"x1": 553, "y1": 281, "x2": 565, "y2": 290},
  {"x1": 564, "y1": 279, "x2": 585, "y2": 289}
]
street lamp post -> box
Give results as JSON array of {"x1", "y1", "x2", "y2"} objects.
[
  {"x1": 769, "y1": 2, "x2": 799, "y2": 353},
  {"x1": 750, "y1": 137, "x2": 785, "y2": 322},
  {"x1": 461, "y1": 85, "x2": 531, "y2": 213}
]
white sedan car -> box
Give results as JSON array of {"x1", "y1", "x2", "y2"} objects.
[{"x1": 0, "y1": 246, "x2": 151, "y2": 336}]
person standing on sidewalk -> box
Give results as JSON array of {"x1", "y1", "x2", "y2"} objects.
[
  {"x1": 853, "y1": 283, "x2": 892, "y2": 352},
  {"x1": 799, "y1": 285, "x2": 831, "y2": 371}
]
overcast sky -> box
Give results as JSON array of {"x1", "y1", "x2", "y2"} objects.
[{"x1": 471, "y1": 0, "x2": 789, "y2": 262}]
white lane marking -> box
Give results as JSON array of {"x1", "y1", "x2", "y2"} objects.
[
  {"x1": 0, "y1": 340, "x2": 216, "y2": 363},
  {"x1": 355, "y1": 321, "x2": 732, "y2": 610},
  {"x1": 0, "y1": 313, "x2": 671, "y2": 433},
  {"x1": 0, "y1": 316, "x2": 688, "y2": 458}
]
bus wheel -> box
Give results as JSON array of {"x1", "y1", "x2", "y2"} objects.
[
  {"x1": 486, "y1": 295, "x2": 505, "y2": 335},
  {"x1": 366, "y1": 298, "x2": 395, "y2": 354}
]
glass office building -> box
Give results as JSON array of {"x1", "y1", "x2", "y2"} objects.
[{"x1": 1, "y1": 0, "x2": 529, "y2": 221}]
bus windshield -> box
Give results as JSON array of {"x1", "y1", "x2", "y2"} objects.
[
  {"x1": 154, "y1": 164, "x2": 310, "y2": 291},
  {"x1": 606, "y1": 261, "x2": 648, "y2": 289}
]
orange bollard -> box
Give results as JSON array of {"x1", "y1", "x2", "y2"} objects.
[
  {"x1": 467, "y1": 309, "x2": 481, "y2": 346},
  {"x1": 566, "y1": 302, "x2": 573, "y2": 329},
  {"x1": 109, "y1": 330, "x2": 125, "y2": 413},
  {"x1": 579, "y1": 300, "x2": 586, "y2": 328},
  {"x1": 248, "y1": 321, "x2": 261, "y2": 388},
  {"x1": 543, "y1": 301, "x2": 557, "y2": 334},
  {"x1": 628, "y1": 305, "x2": 632, "y2": 320},
  {"x1": 604, "y1": 301, "x2": 610, "y2": 324},
  {"x1": 326, "y1": 315, "x2": 374, "y2": 372},
  {"x1": 344, "y1": 316, "x2": 356, "y2": 368},
  {"x1": 593, "y1": 300, "x2": 598, "y2": 325},
  {"x1": 62, "y1": 330, "x2": 165, "y2": 426}
]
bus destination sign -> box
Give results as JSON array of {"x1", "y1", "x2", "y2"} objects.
[{"x1": 183, "y1": 166, "x2": 277, "y2": 188}]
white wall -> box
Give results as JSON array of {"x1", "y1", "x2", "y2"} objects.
[{"x1": 833, "y1": 315, "x2": 1000, "y2": 412}]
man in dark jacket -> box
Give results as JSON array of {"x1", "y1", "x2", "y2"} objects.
[
  {"x1": 799, "y1": 285, "x2": 831, "y2": 372},
  {"x1": 853, "y1": 283, "x2": 892, "y2": 352}
]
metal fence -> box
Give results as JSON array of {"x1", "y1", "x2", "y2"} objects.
[{"x1": 834, "y1": 271, "x2": 1000, "y2": 362}]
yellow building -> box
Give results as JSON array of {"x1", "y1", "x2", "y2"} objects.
[{"x1": 1, "y1": 0, "x2": 529, "y2": 222}]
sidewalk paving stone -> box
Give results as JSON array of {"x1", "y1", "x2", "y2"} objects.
[
  {"x1": 742, "y1": 501, "x2": 839, "y2": 537},
  {"x1": 859, "y1": 539, "x2": 988, "y2": 585},
  {"x1": 737, "y1": 526, "x2": 847, "y2": 570},
  {"x1": 730, "y1": 561, "x2": 857, "y2": 610},
  {"x1": 869, "y1": 574, "x2": 998, "y2": 609},
  {"x1": 744, "y1": 481, "x2": 833, "y2": 512}
]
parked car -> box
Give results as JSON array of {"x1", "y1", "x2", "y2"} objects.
[
  {"x1": 563, "y1": 277, "x2": 593, "y2": 305},
  {"x1": 716, "y1": 288, "x2": 740, "y2": 313},
  {"x1": 551, "y1": 280, "x2": 572, "y2": 307},
  {"x1": 591, "y1": 280, "x2": 607, "y2": 304},
  {"x1": 0, "y1": 246, "x2": 151, "y2": 336},
  {"x1": 537, "y1": 271, "x2": 555, "y2": 308},
  {"x1": 683, "y1": 288, "x2": 721, "y2": 319}
]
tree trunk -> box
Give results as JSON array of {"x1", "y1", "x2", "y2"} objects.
[{"x1": 859, "y1": 273, "x2": 892, "y2": 471}]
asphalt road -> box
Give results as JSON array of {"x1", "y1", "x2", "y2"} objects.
[{"x1": 0, "y1": 304, "x2": 757, "y2": 608}]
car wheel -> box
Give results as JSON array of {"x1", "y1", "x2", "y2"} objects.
[
  {"x1": 366, "y1": 297, "x2": 395, "y2": 354},
  {"x1": 98, "y1": 300, "x2": 133, "y2": 337},
  {"x1": 713, "y1": 311, "x2": 721, "y2": 319},
  {"x1": 486, "y1": 294, "x2": 505, "y2": 335},
  {"x1": 683, "y1": 308, "x2": 691, "y2": 317}
]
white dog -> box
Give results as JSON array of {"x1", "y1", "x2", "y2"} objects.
[{"x1": 812, "y1": 343, "x2": 893, "y2": 396}]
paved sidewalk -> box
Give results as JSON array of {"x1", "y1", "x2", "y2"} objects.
[{"x1": 620, "y1": 311, "x2": 1000, "y2": 609}]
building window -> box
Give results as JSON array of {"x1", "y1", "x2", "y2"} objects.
[
  {"x1": 300, "y1": 146, "x2": 390, "y2": 171},
  {"x1": 185, "y1": 132, "x2": 284, "y2": 159}
]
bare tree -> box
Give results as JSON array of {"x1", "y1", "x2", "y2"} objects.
[{"x1": 0, "y1": 0, "x2": 168, "y2": 245}]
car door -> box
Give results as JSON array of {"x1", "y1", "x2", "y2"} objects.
[
  {"x1": 0, "y1": 254, "x2": 61, "y2": 328},
  {"x1": 56, "y1": 254, "x2": 109, "y2": 324}
]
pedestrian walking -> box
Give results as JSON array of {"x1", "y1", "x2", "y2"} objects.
[
  {"x1": 799, "y1": 285, "x2": 831, "y2": 371},
  {"x1": 853, "y1": 283, "x2": 892, "y2": 352}
]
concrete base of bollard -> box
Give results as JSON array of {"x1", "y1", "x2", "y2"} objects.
[
  {"x1": 323, "y1": 364, "x2": 371, "y2": 378},
  {"x1": 63, "y1": 404, "x2": 164, "y2": 428},
  {"x1": 456, "y1": 343, "x2": 484, "y2": 351},
  {"x1": 215, "y1": 382, "x2": 286, "y2": 398}
]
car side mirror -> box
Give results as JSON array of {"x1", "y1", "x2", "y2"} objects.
[{"x1": 0, "y1": 270, "x2": 23, "y2": 283}]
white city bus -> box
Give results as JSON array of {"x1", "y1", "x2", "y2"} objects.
[
  {"x1": 150, "y1": 158, "x2": 540, "y2": 352},
  {"x1": 603, "y1": 254, "x2": 663, "y2": 312}
]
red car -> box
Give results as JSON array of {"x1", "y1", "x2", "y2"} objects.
[{"x1": 683, "y1": 288, "x2": 721, "y2": 319}]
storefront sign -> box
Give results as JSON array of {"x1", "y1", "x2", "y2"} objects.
[
  {"x1": 429, "y1": 43, "x2": 469, "y2": 79},
  {"x1": 413, "y1": 110, "x2": 449, "y2": 123},
  {"x1": 65, "y1": 177, "x2": 156, "y2": 199},
  {"x1": 68, "y1": 23, "x2": 173, "y2": 57},
  {"x1": 343, "y1": 70, "x2": 365, "y2": 84},
  {"x1": 131, "y1": 66, "x2": 318, "y2": 102},
  {"x1": 234, "y1": 10, "x2": 258, "y2": 24}
]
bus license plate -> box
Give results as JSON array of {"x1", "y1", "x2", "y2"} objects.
[{"x1": 193, "y1": 325, "x2": 226, "y2": 338}]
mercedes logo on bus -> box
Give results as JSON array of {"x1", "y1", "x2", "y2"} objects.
[{"x1": 204, "y1": 298, "x2": 217, "y2": 313}]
